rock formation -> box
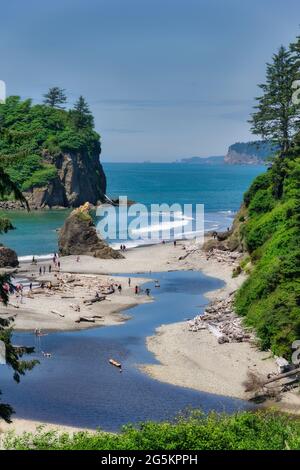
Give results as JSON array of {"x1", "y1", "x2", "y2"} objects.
[
  {"x1": 225, "y1": 141, "x2": 277, "y2": 165},
  {"x1": 0, "y1": 246, "x2": 19, "y2": 268},
  {"x1": 0, "y1": 150, "x2": 106, "y2": 211},
  {"x1": 58, "y1": 203, "x2": 123, "y2": 259},
  {"x1": 25, "y1": 150, "x2": 106, "y2": 209}
]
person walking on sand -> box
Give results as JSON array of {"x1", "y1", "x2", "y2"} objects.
[
  {"x1": 118, "y1": 284, "x2": 122, "y2": 294},
  {"x1": 135, "y1": 285, "x2": 139, "y2": 295},
  {"x1": 128, "y1": 277, "x2": 131, "y2": 287},
  {"x1": 49, "y1": 264, "x2": 52, "y2": 273},
  {"x1": 58, "y1": 260, "x2": 61, "y2": 270},
  {"x1": 39, "y1": 266, "x2": 42, "y2": 276},
  {"x1": 29, "y1": 282, "x2": 33, "y2": 292},
  {"x1": 43, "y1": 266, "x2": 46, "y2": 275}
]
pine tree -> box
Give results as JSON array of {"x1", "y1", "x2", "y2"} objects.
[
  {"x1": 70, "y1": 96, "x2": 94, "y2": 129},
  {"x1": 249, "y1": 46, "x2": 298, "y2": 156},
  {"x1": 43, "y1": 87, "x2": 67, "y2": 108}
]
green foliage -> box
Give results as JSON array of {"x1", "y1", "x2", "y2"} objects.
[
  {"x1": 0, "y1": 275, "x2": 38, "y2": 422},
  {"x1": 0, "y1": 96, "x2": 100, "y2": 192},
  {"x1": 21, "y1": 165, "x2": 57, "y2": 191},
  {"x1": 235, "y1": 153, "x2": 300, "y2": 357},
  {"x1": 249, "y1": 46, "x2": 299, "y2": 154},
  {"x1": 43, "y1": 87, "x2": 67, "y2": 108},
  {"x1": 248, "y1": 188, "x2": 276, "y2": 215},
  {"x1": 4, "y1": 411, "x2": 300, "y2": 450},
  {"x1": 70, "y1": 96, "x2": 94, "y2": 130},
  {"x1": 244, "y1": 171, "x2": 273, "y2": 206}
]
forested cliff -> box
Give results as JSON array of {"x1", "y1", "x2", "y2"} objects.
[{"x1": 0, "y1": 92, "x2": 106, "y2": 209}]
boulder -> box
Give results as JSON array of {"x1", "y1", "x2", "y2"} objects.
[
  {"x1": 58, "y1": 203, "x2": 124, "y2": 259},
  {"x1": 0, "y1": 246, "x2": 19, "y2": 268}
]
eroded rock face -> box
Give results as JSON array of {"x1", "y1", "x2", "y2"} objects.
[
  {"x1": 58, "y1": 203, "x2": 123, "y2": 259},
  {"x1": 25, "y1": 150, "x2": 106, "y2": 209},
  {"x1": 0, "y1": 246, "x2": 18, "y2": 268}
]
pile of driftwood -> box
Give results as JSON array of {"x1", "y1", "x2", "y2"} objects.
[
  {"x1": 188, "y1": 295, "x2": 254, "y2": 344},
  {"x1": 26, "y1": 273, "x2": 117, "y2": 323},
  {"x1": 244, "y1": 367, "x2": 300, "y2": 399},
  {"x1": 205, "y1": 249, "x2": 241, "y2": 265}
]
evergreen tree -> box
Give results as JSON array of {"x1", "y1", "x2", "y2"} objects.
[
  {"x1": 0, "y1": 156, "x2": 36, "y2": 422},
  {"x1": 70, "y1": 96, "x2": 94, "y2": 129},
  {"x1": 249, "y1": 46, "x2": 298, "y2": 156},
  {"x1": 43, "y1": 87, "x2": 67, "y2": 108}
]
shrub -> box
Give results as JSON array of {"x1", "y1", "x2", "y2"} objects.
[{"x1": 4, "y1": 411, "x2": 300, "y2": 450}]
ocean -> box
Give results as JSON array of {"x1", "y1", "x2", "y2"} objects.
[{"x1": 0, "y1": 162, "x2": 265, "y2": 257}]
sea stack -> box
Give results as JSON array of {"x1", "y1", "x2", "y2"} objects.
[
  {"x1": 58, "y1": 202, "x2": 124, "y2": 259},
  {"x1": 0, "y1": 246, "x2": 19, "y2": 268}
]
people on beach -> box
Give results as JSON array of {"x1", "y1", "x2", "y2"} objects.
[
  {"x1": 43, "y1": 266, "x2": 46, "y2": 274},
  {"x1": 118, "y1": 284, "x2": 122, "y2": 294},
  {"x1": 128, "y1": 277, "x2": 131, "y2": 287},
  {"x1": 76, "y1": 256, "x2": 80, "y2": 262},
  {"x1": 49, "y1": 264, "x2": 52, "y2": 273},
  {"x1": 145, "y1": 288, "x2": 151, "y2": 296},
  {"x1": 58, "y1": 260, "x2": 61, "y2": 270},
  {"x1": 29, "y1": 282, "x2": 33, "y2": 291},
  {"x1": 173, "y1": 240, "x2": 177, "y2": 247},
  {"x1": 119, "y1": 244, "x2": 127, "y2": 252},
  {"x1": 135, "y1": 285, "x2": 139, "y2": 295},
  {"x1": 39, "y1": 266, "x2": 42, "y2": 275}
]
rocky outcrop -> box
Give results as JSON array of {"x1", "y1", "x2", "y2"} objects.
[
  {"x1": 25, "y1": 150, "x2": 106, "y2": 209},
  {"x1": 58, "y1": 203, "x2": 123, "y2": 259},
  {"x1": 225, "y1": 141, "x2": 277, "y2": 165},
  {"x1": 0, "y1": 149, "x2": 107, "y2": 210},
  {"x1": 0, "y1": 246, "x2": 18, "y2": 268}
]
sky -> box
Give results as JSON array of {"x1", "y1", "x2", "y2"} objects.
[{"x1": 1, "y1": 0, "x2": 300, "y2": 162}]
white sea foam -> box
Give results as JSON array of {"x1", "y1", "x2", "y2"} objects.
[{"x1": 18, "y1": 253, "x2": 54, "y2": 263}]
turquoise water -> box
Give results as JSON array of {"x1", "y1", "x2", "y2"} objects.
[{"x1": 0, "y1": 163, "x2": 265, "y2": 256}]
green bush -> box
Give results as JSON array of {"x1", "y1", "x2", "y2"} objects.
[
  {"x1": 235, "y1": 155, "x2": 300, "y2": 357},
  {"x1": 4, "y1": 411, "x2": 300, "y2": 450},
  {"x1": 21, "y1": 165, "x2": 57, "y2": 190},
  {"x1": 248, "y1": 189, "x2": 275, "y2": 215},
  {"x1": 244, "y1": 171, "x2": 273, "y2": 207},
  {"x1": 0, "y1": 96, "x2": 100, "y2": 193}
]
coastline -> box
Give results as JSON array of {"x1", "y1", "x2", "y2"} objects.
[{"x1": 1, "y1": 239, "x2": 299, "y2": 436}]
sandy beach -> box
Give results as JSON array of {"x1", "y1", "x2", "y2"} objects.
[{"x1": 1, "y1": 239, "x2": 299, "y2": 437}]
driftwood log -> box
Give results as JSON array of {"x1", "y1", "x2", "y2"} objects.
[
  {"x1": 75, "y1": 316, "x2": 95, "y2": 323},
  {"x1": 50, "y1": 309, "x2": 65, "y2": 318},
  {"x1": 265, "y1": 367, "x2": 300, "y2": 385},
  {"x1": 83, "y1": 296, "x2": 106, "y2": 304}
]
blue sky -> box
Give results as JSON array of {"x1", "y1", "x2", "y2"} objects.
[{"x1": 1, "y1": 0, "x2": 300, "y2": 161}]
